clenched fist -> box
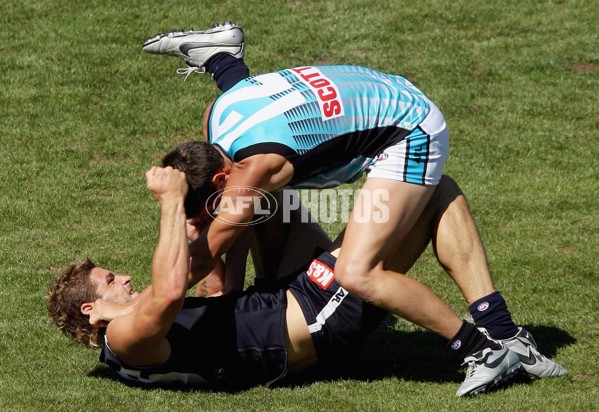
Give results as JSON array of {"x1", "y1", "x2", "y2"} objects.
[{"x1": 145, "y1": 166, "x2": 189, "y2": 202}]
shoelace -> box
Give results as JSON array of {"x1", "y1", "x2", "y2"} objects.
[
  {"x1": 464, "y1": 361, "x2": 478, "y2": 379},
  {"x1": 176, "y1": 66, "x2": 206, "y2": 81}
]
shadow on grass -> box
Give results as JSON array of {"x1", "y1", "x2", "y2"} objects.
[
  {"x1": 284, "y1": 321, "x2": 576, "y2": 388},
  {"x1": 87, "y1": 319, "x2": 576, "y2": 392}
]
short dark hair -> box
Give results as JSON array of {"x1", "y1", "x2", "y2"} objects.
[
  {"x1": 162, "y1": 141, "x2": 224, "y2": 218},
  {"x1": 47, "y1": 259, "x2": 104, "y2": 348}
]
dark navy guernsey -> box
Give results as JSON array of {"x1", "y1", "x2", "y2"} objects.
[
  {"x1": 100, "y1": 290, "x2": 289, "y2": 390},
  {"x1": 99, "y1": 251, "x2": 388, "y2": 389}
]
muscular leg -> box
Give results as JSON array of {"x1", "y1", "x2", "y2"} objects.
[
  {"x1": 430, "y1": 176, "x2": 495, "y2": 303},
  {"x1": 334, "y1": 178, "x2": 464, "y2": 339},
  {"x1": 333, "y1": 177, "x2": 525, "y2": 396},
  {"x1": 381, "y1": 175, "x2": 496, "y2": 303},
  {"x1": 251, "y1": 191, "x2": 332, "y2": 279},
  {"x1": 385, "y1": 175, "x2": 518, "y2": 340},
  {"x1": 427, "y1": 176, "x2": 518, "y2": 339},
  {"x1": 424, "y1": 177, "x2": 566, "y2": 379}
]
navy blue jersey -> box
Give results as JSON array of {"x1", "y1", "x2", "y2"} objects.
[
  {"x1": 99, "y1": 251, "x2": 387, "y2": 389},
  {"x1": 100, "y1": 289, "x2": 288, "y2": 390}
]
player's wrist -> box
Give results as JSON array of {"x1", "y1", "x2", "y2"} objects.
[{"x1": 158, "y1": 191, "x2": 187, "y2": 205}]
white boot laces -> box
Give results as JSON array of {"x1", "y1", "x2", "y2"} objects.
[{"x1": 176, "y1": 66, "x2": 206, "y2": 81}]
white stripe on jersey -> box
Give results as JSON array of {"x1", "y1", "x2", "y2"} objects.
[
  {"x1": 105, "y1": 335, "x2": 210, "y2": 385},
  {"x1": 116, "y1": 365, "x2": 210, "y2": 385},
  {"x1": 211, "y1": 73, "x2": 306, "y2": 149},
  {"x1": 308, "y1": 286, "x2": 349, "y2": 333}
]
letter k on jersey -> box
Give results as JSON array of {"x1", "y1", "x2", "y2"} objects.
[{"x1": 306, "y1": 259, "x2": 335, "y2": 289}]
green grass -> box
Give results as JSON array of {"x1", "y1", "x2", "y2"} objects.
[{"x1": 1, "y1": 0, "x2": 597, "y2": 410}]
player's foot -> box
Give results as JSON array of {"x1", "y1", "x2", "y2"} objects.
[
  {"x1": 142, "y1": 22, "x2": 244, "y2": 76},
  {"x1": 496, "y1": 327, "x2": 568, "y2": 379},
  {"x1": 456, "y1": 342, "x2": 522, "y2": 397}
]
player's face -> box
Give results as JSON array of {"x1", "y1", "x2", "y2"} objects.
[
  {"x1": 89, "y1": 267, "x2": 140, "y2": 304},
  {"x1": 192, "y1": 202, "x2": 217, "y2": 226}
]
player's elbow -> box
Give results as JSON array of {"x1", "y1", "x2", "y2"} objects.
[
  {"x1": 154, "y1": 274, "x2": 187, "y2": 306},
  {"x1": 152, "y1": 288, "x2": 185, "y2": 314}
]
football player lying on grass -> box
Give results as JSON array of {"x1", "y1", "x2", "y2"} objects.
[{"x1": 47, "y1": 167, "x2": 565, "y2": 395}]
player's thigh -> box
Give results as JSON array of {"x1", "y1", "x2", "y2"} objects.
[
  {"x1": 381, "y1": 175, "x2": 462, "y2": 273},
  {"x1": 337, "y1": 178, "x2": 436, "y2": 273},
  {"x1": 276, "y1": 195, "x2": 332, "y2": 277},
  {"x1": 383, "y1": 212, "x2": 435, "y2": 274},
  {"x1": 251, "y1": 190, "x2": 332, "y2": 278},
  {"x1": 250, "y1": 191, "x2": 288, "y2": 278}
]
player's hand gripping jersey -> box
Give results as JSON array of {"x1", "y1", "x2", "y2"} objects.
[{"x1": 208, "y1": 65, "x2": 434, "y2": 188}]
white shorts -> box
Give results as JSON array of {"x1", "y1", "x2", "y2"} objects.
[{"x1": 367, "y1": 100, "x2": 449, "y2": 185}]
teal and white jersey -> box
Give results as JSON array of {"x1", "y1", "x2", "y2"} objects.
[{"x1": 208, "y1": 65, "x2": 431, "y2": 188}]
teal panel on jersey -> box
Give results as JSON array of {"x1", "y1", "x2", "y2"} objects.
[
  {"x1": 404, "y1": 129, "x2": 430, "y2": 185},
  {"x1": 208, "y1": 65, "x2": 432, "y2": 187}
]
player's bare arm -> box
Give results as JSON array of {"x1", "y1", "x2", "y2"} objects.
[
  {"x1": 87, "y1": 287, "x2": 151, "y2": 325},
  {"x1": 103, "y1": 166, "x2": 190, "y2": 366},
  {"x1": 188, "y1": 153, "x2": 293, "y2": 285}
]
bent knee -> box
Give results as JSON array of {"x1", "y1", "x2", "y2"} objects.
[{"x1": 334, "y1": 259, "x2": 377, "y2": 297}]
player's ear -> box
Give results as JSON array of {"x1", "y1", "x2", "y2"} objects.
[
  {"x1": 212, "y1": 172, "x2": 228, "y2": 189},
  {"x1": 80, "y1": 302, "x2": 94, "y2": 316}
]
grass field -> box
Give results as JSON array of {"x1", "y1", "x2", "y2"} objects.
[{"x1": 1, "y1": 0, "x2": 597, "y2": 410}]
